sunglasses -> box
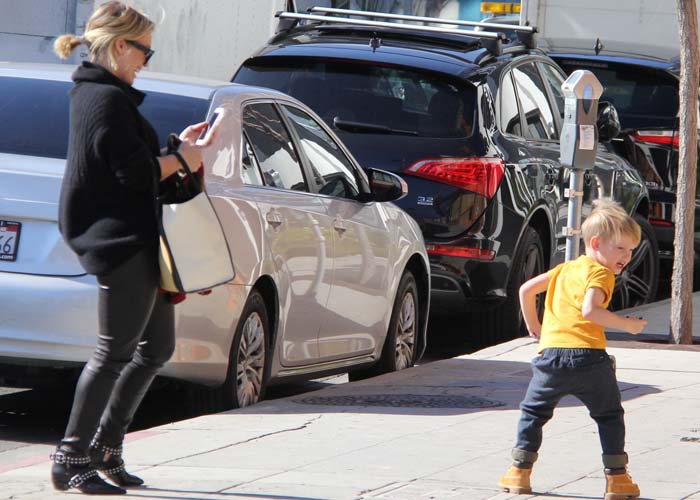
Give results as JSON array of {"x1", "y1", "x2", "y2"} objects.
[{"x1": 126, "y1": 40, "x2": 154, "y2": 64}]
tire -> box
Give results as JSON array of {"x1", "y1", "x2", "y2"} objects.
[
  {"x1": 221, "y1": 291, "x2": 269, "y2": 409},
  {"x1": 609, "y1": 214, "x2": 659, "y2": 311},
  {"x1": 491, "y1": 226, "x2": 545, "y2": 344},
  {"x1": 349, "y1": 270, "x2": 418, "y2": 381}
]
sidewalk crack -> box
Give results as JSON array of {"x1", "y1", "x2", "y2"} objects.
[{"x1": 156, "y1": 415, "x2": 323, "y2": 467}]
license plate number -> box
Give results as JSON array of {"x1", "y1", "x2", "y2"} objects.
[{"x1": 0, "y1": 220, "x2": 21, "y2": 262}]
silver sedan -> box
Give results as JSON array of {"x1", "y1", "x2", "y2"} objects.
[{"x1": 0, "y1": 63, "x2": 430, "y2": 409}]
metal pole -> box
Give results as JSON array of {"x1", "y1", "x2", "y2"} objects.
[{"x1": 565, "y1": 170, "x2": 585, "y2": 260}]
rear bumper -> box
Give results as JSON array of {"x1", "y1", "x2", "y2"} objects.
[
  {"x1": 428, "y1": 257, "x2": 509, "y2": 315},
  {"x1": 0, "y1": 271, "x2": 98, "y2": 365}
]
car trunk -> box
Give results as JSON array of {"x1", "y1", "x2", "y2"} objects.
[{"x1": 0, "y1": 153, "x2": 85, "y2": 276}]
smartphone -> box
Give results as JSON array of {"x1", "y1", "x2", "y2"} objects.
[{"x1": 195, "y1": 107, "x2": 224, "y2": 145}]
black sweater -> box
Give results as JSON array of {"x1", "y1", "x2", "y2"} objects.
[{"x1": 59, "y1": 62, "x2": 161, "y2": 276}]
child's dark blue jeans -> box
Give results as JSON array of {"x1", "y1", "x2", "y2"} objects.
[{"x1": 512, "y1": 348, "x2": 629, "y2": 469}]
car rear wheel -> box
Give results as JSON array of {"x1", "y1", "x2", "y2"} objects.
[
  {"x1": 349, "y1": 270, "x2": 418, "y2": 381},
  {"x1": 609, "y1": 214, "x2": 659, "y2": 311},
  {"x1": 222, "y1": 291, "x2": 269, "y2": 408},
  {"x1": 493, "y1": 226, "x2": 545, "y2": 343}
]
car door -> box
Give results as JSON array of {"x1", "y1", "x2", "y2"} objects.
[
  {"x1": 241, "y1": 101, "x2": 334, "y2": 366},
  {"x1": 508, "y1": 60, "x2": 601, "y2": 264},
  {"x1": 278, "y1": 103, "x2": 392, "y2": 361}
]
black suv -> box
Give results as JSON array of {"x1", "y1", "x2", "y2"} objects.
[
  {"x1": 543, "y1": 38, "x2": 700, "y2": 293},
  {"x1": 233, "y1": 8, "x2": 658, "y2": 342}
]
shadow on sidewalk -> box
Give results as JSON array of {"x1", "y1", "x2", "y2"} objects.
[{"x1": 234, "y1": 357, "x2": 662, "y2": 417}]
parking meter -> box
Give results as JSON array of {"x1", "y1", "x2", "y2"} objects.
[{"x1": 560, "y1": 70, "x2": 604, "y2": 260}]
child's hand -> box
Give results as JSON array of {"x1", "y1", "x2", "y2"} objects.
[
  {"x1": 623, "y1": 316, "x2": 647, "y2": 334},
  {"x1": 527, "y1": 325, "x2": 541, "y2": 338}
]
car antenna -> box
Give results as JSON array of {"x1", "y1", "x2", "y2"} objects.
[{"x1": 594, "y1": 37, "x2": 604, "y2": 55}]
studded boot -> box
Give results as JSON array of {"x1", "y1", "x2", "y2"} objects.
[
  {"x1": 51, "y1": 438, "x2": 125, "y2": 495},
  {"x1": 90, "y1": 435, "x2": 144, "y2": 487}
]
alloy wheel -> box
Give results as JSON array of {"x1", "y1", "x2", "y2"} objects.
[
  {"x1": 395, "y1": 291, "x2": 416, "y2": 371},
  {"x1": 236, "y1": 311, "x2": 266, "y2": 407}
]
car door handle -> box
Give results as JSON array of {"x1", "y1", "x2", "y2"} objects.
[
  {"x1": 266, "y1": 212, "x2": 283, "y2": 227},
  {"x1": 333, "y1": 219, "x2": 347, "y2": 234}
]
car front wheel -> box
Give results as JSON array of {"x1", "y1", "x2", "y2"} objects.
[
  {"x1": 223, "y1": 291, "x2": 269, "y2": 408},
  {"x1": 349, "y1": 270, "x2": 418, "y2": 380}
]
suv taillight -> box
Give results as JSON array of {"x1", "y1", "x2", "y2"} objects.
[
  {"x1": 633, "y1": 130, "x2": 679, "y2": 148},
  {"x1": 403, "y1": 157, "x2": 505, "y2": 198}
]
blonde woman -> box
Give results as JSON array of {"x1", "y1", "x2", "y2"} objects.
[{"x1": 51, "y1": 2, "x2": 213, "y2": 494}]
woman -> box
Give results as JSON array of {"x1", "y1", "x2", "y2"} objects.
[{"x1": 51, "y1": 2, "x2": 213, "y2": 494}]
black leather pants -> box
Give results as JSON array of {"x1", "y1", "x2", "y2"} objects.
[{"x1": 62, "y1": 247, "x2": 175, "y2": 451}]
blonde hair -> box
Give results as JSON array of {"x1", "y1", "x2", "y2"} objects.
[
  {"x1": 54, "y1": 1, "x2": 154, "y2": 71},
  {"x1": 582, "y1": 198, "x2": 641, "y2": 247}
]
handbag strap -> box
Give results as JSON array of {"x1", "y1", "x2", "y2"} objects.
[{"x1": 166, "y1": 133, "x2": 202, "y2": 196}]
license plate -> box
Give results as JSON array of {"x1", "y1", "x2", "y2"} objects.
[{"x1": 0, "y1": 220, "x2": 21, "y2": 262}]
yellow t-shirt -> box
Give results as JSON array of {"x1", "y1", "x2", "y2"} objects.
[{"x1": 538, "y1": 255, "x2": 615, "y2": 351}]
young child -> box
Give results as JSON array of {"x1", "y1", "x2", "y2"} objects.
[{"x1": 498, "y1": 199, "x2": 647, "y2": 500}]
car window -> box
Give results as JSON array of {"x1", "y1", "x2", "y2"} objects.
[
  {"x1": 139, "y1": 93, "x2": 209, "y2": 148},
  {"x1": 0, "y1": 76, "x2": 209, "y2": 159},
  {"x1": 512, "y1": 62, "x2": 558, "y2": 140},
  {"x1": 499, "y1": 72, "x2": 522, "y2": 136},
  {"x1": 235, "y1": 59, "x2": 476, "y2": 138},
  {"x1": 241, "y1": 133, "x2": 264, "y2": 186},
  {"x1": 0, "y1": 77, "x2": 71, "y2": 158},
  {"x1": 538, "y1": 62, "x2": 566, "y2": 125},
  {"x1": 554, "y1": 59, "x2": 679, "y2": 129},
  {"x1": 280, "y1": 104, "x2": 360, "y2": 200},
  {"x1": 242, "y1": 102, "x2": 308, "y2": 191}
]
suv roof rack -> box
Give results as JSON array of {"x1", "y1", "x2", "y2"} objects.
[
  {"x1": 275, "y1": 9, "x2": 506, "y2": 56},
  {"x1": 310, "y1": 6, "x2": 537, "y2": 49}
]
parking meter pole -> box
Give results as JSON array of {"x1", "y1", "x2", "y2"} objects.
[{"x1": 560, "y1": 70, "x2": 604, "y2": 261}]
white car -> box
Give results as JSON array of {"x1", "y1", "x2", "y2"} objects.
[{"x1": 0, "y1": 62, "x2": 430, "y2": 409}]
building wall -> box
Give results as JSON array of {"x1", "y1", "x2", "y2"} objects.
[
  {"x1": 0, "y1": 0, "x2": 94, "y2": 64},
  {"x1": 1, "y1": 0, "x2": 284, "y2": 81},
  {"x1": 136, "y1": 0, "x2": 285, "y2": 81}
]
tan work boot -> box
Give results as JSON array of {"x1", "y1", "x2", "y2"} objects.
[
  {"x1": 604, "y1": 470, "x2": 640, "y2": 500},
  {"x1": 498, "y1": 465, "x2": 532, "y2": 494}
]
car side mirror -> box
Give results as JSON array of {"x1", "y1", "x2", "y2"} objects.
[
  {"x1": 597, "y1": 101, "x2": 621, "y2": 142},
  {"x1": 365, "y1": 168, "x2": 408, "y2": 202}
]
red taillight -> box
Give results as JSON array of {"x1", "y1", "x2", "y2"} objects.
[
  {"x1": 404, "y1": 157, "x2": 505, "y2": 198},
  {"x1": 426, "y1": 244, "x2": 496, "y2": 260},
  {"x1": 633, "y1": 130, "x2": 679, "y2": 148},
  {"x1": 649, "y1": 218, "x2": 673, "y2": 227}
]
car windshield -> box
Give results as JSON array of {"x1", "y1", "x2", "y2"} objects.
[
  {"x1": 0, "y1": 76, "x2": 209, "y2": 159},
  {"x1": 554, "y1": 59, "x2": 679, "y2": 129},
  {"x1": 235, "y1": 59, "x2": 476, "y2": 138}
]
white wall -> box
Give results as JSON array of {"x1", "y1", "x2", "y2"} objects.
[
  {"x1": 1, "y1": 0, "x2": 284, "y2": 80},
  {"x1": 521, "y1": 0, "x2": 687, "y2": 51},
  {"x1": 0, "y1": 0, "x2": 93, "y2": 64},
  {"x1": 130, "y1": 0, "x2": 285, "y2": 81}
]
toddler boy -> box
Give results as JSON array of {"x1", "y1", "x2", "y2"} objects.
[{"x1": 498, "y1": 199, "x2": 647, "y2": 500}]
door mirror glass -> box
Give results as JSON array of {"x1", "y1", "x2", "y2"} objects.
[{"x1": 366, "y1": 168, "x2": 407, "y2": 202}]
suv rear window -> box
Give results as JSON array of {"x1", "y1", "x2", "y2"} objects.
[
  {"x1": 554, "y1": 59, "x2": 679, "y2": 129},
  {"x1": 235, "y1": 58, "x2": 476, "y2": 138},
  {"x1": 0, "y1": 76, "x2": 209, "y2": 159}
]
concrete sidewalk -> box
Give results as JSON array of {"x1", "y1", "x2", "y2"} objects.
[{"x1": 1, "y1": 295, "x2": 699, "y2": 500}]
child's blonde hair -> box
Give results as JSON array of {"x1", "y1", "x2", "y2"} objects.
[
  {"x1": 54, "y1": 1, "x2": 154, "y2": 71},
  {"x1": 582, "y1": 198, "x2": 641, "y2": 247}
]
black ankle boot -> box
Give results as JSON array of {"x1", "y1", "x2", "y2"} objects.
[
  {"x1": 51, "y1": 443, "x2": 125, "y2": 495},
  {"x1": 90, "y1": 438, "x2": 144, "y2": 487}
]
